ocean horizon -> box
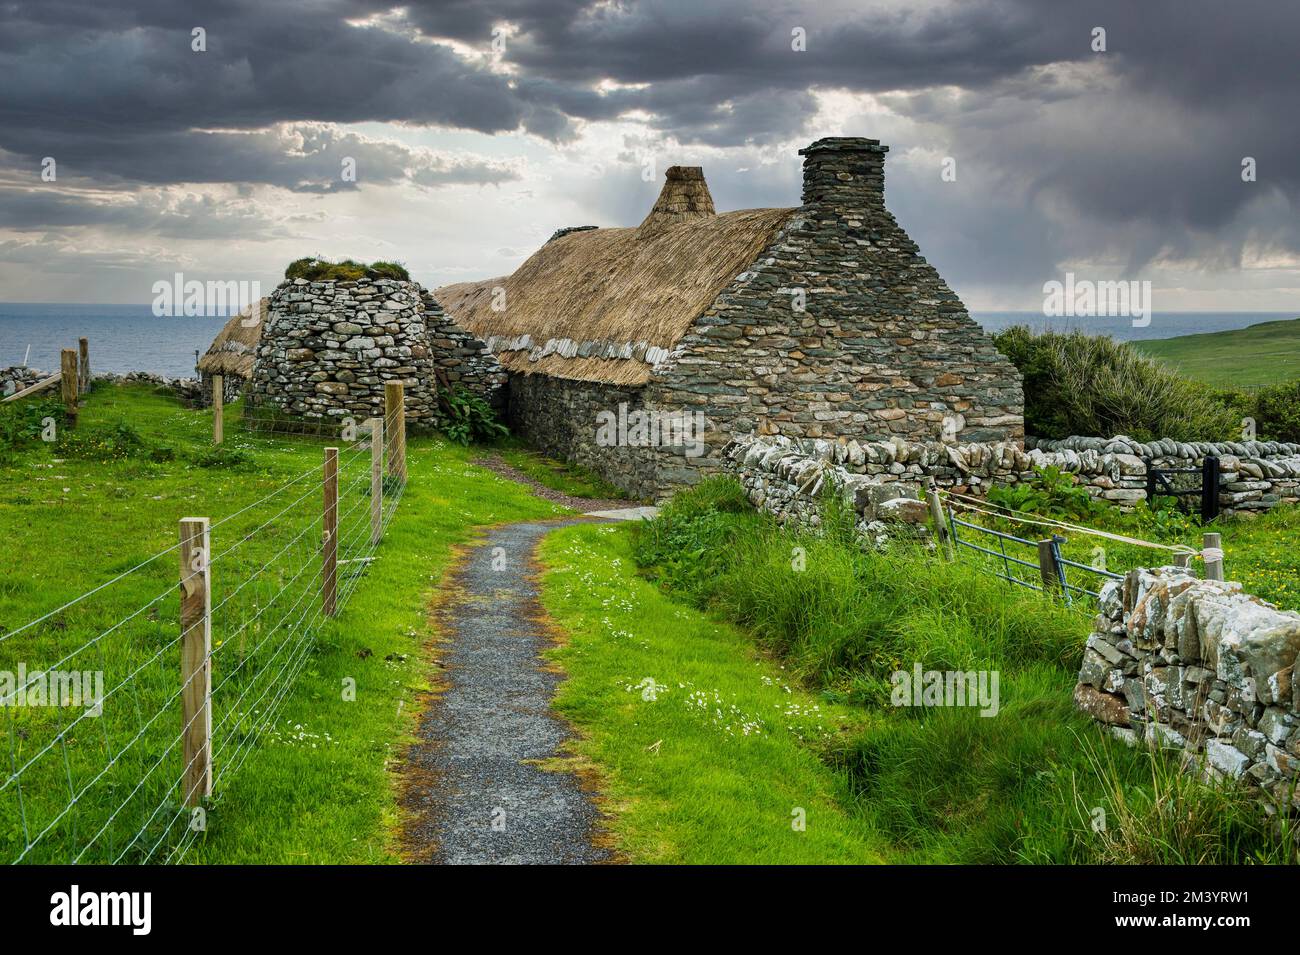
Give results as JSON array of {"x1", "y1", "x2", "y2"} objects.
[{"x1": 0, "y1": 302, "x2": 1296, "y2": 380}]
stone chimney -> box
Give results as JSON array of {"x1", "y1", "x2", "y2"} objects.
[
  {"x1": 637, "y1": 165, "x2": 716, "y2": 238},
  {"x1": 798, "y1": 137, "x2": 889, "y2": 210}
]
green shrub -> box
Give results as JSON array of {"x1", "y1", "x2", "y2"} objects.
[
  {"x1": 190, "y1": 445, "x2": 251, "y2": 468},
  {"x1": 993, "y1": 325, "x2": 1238, "y2": 440},
  {"x1": 986, "y1": 465, "x2": 1105, "y2": 522},
  {"x1": 54, "y1": 422, "x2": 150, "y2": 462},
  {"x1": 1250, "y1": 380, "x2": 1300, "y2": 442},
  {"x1": 0, "y1": 397, "x2": 61, "y2": 462},
  {"x1": 283, "y1": 257, "x2": 411, "y2": 283},
  {"x1": 437, "y1": 387, "x2": 508, "y2": 446}
]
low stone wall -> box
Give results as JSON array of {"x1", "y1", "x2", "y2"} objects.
[
  {"x1": 723, "y1": 434, "x2": 930, "y2": 539},
  {"x1": 1076, "y1": 567, "x2": 1300, "y2": 805},
  {"x1": 1, "y1": 366, "x2": 46, "y2": 398},
  {"x1": 724, "y1": 432, "x2": 1300, "y2": 519}
]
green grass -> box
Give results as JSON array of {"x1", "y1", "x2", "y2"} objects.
[
  {"x1": 574, "y1": 478, "x2": 1297, "y2": 864},
  {"x1": 0, "y1": 382, "x2": 563, "y2": 864},
  {"x1": 494, "y1": 440, "x2": 630, "y2": 501},
  {"x1": 1135, "y1": 317, "x2": 1300, "y2": 389},
  {"x1": 538, "y1": 524, "x2": 885, "y2": 864}
]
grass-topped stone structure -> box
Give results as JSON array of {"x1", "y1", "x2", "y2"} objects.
[{"x1": 240, "y1": 258, "x2": 505, "y2": 430}]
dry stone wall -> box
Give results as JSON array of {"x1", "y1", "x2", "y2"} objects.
[
  {"x1": 725, "y1": 432, "x2": 1300, "y2": 520},
  {"x1": 1077, "y1": 567, "x2": 1300, "y2": 806}
]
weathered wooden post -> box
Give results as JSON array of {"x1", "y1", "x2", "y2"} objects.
[
  {"x1": 179, "y1": 517, "x2": 213, "y2": 807},
  {"x1": 369, "y1": 417, "x2": 383, "y2": 546},
  {"x1": 925, "y1": 479, "x2": 953, "y2": 560},
  {"x1": 384, "y1": 381, "x2": 407, "y2": 483},
  {"x1": 1174, "y1": 551, "x2": 1191, "y2": 570},
  {"x1": 1037, "y1": 538, "x2": 1063, "y2": 594},
  {"x1": 1203, "y1": 532, "x2": 1225, "y2": 581},
  {"x1": 323, "y1": 447, "x2": 339, "y2": 616},
  {"x1": 212, "y1": 374, "x2": 224, "y2": 445},
  {"x1": 60, "y1": 348, "x2": 78, "y2": 427},
  {"x1": 78, "y1": 337, "x2": 90, "y2": 394}
]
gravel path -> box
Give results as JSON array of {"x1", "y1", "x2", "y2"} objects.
[
  {"x1": 401, "y1": 518, "x2": 611, "y2": 865},
  {"x1": 473, "y1": 453, "x2": 631, "y2": 513}
]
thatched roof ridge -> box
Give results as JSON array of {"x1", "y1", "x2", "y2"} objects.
[
  {"x1": 435, "y1": 203, "x2": 795, "y2": 385},
  {"x1": 198, "y1": 298, "x2": 267, "y2": 377}
]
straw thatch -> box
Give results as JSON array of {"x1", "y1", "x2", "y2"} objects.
[
  {"x1": 197, "y1": 298, "x2": 268, "y2": 378},
  {"x1": 435, "y1": 168, "x2": 795, "y2": 386}
]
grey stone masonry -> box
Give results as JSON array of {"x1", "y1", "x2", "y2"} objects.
[
  {"x1": 1, "y1": 366, "x2": 44, "y2": 398},
  {"x1": 726, "y1": 432, "x2": 1300, "y2": 519},
  {"x1": 246, "y1": 278, "x2": 504, "y2": 428},
  {"x1": 651, "y1": 136, "x2": 1023, "y2": 480},
  {"x1": 1077, "y1": 567, "x2": 1300, "y2": 809},
  {"x1": 420, "y1": 291, "x2": 508, "y2": 409},
  {"x1": 507, "y1": 373, "x2": 659, "y2": 500}
]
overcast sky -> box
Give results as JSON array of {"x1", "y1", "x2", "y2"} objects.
[{"x1": 0, "y1": 0, "x2": 1296, "y2": 311}]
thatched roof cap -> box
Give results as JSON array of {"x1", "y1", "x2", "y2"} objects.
[
  {"x1": 636, "y1": 166, "x2": 715, "y2": 237},
  {"x1": 436, "y1": 166, "x2": 793, "y2": 386},
  {"x1": 198, "y1": 298, "x2": 267, "y2": 378}
]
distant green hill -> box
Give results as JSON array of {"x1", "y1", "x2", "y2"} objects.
[{"x1": 1134, "y1": 317, "x2": 1300, "y2": 389}]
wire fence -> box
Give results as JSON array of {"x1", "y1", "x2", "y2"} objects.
[
  {"x1": 936, "y1": 488, "x2": 1200, "y2": 606},
  {"x1": 0, "y1": 406, "x2": 406, "y2": 864}
]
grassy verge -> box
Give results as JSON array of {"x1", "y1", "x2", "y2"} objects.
[
  {"x1": 494, "y1": 440, "x2": 629, "y2": 500},
  {"x1": 538, "y1": 523, "x2": 886, "y2": 864},
  {"x1": 0, "y1": 382, "x2": 563, "y2": 863},
  {"x1": 591, "y1": 478, "x2": 1294, "y2": 864}
]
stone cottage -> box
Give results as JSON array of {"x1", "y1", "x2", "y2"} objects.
[
  {"x1": 197, "y1": 298, "x2": 268, "y2": 404},
  {"x1": 435, "y1": 136, "x2": 1023, "y2": 500},
  {"x1": 242, "y1": 277, "x2": 504, "y2": 430}
]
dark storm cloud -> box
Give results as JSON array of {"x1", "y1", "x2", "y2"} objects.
[{"x1": 0, "y1": 0, "x2": 1296, "y2": 284}]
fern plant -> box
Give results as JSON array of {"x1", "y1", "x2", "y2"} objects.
[{"x1": 438, "y1": 386, "x2": 508, "y2": 446}]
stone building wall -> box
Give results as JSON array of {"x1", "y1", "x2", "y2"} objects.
[
  {"x1": 420, "y1": 292, "x2": 508, "y2": 409},
  {"x1": 246, "y1": 278, "x2": 504, "y2": 429},
  {"x1": 652, "y1": 137, "x2": 1023, "y2": 480},
  {"x1": 1076, "y1": 567, "x2": 1300, "y2": 805},
  {"x1": 506, "y1": 374, "x2": 666, "y2": 500}
]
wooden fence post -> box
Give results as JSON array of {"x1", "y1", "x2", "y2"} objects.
[
  {"x1": 384, "y1": 381, "x2": 407, "y2": 483},
  {"x1": 925, "y1": 480, "x2": 953, "y2": 560},
  {"x1": 369, "y1": 417, "x2": 383, "y2": 546},
  {"x1": 1203, "y1": 531, "x2": 1225, "y2": 581},
  {"x1": 1037, "y1": 538, "x2": 1062, "y2": 593},
  {"x1": 323, "y1": 447, "x2": 339, "y2": 616},
  {"x1": 1174, "y1": 552, "x2": 1191, "y2": 570},
  {"x1": 212, "y1": 374, "x2": 224, "y2": 445},
  {"x1": 60, "y1": 348, "x2": 78, "y2": 427},
  {"x1": 179, "y1": 517, "x2": 212, "y2": 808},
  {"x1": 78, "y1": 337, "x2": 90, "y2": 394}
]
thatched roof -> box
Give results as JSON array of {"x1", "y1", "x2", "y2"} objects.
[
  {"x1": 436, "y1": 167, "x2": 794, "y2": 386},
  {"x1": 197, "y1": 298, "x2": 267, "y2": 378}
]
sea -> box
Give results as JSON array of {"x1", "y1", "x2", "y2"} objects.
[{"x1": 0, "y1": 303, "x2": 1296, "y2": 379}]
